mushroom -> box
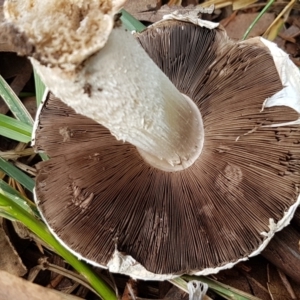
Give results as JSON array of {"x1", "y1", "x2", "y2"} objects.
[{"x1": 5, "y1": 1, "x2": 300, "y2": 279}]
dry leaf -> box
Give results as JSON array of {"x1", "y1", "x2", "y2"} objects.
[
  {"x1": 214, "y1": 262, "x2": 271, "y2": 300},
  {"x1": 123, "y1": 0, "x2": 160, "y2": 20},
  {"x1": 222, "y1": 12, "x2": 275, "y2": 40},
  {"x1": 0, "y1": 53, "x2": 33, "y2": 115},
  {"x1": 168, "y1": 0, "x2": 182, "y2": 5},
  {"x1": 163, "y1": 285, "x2": 189, "y2": 300},
  {"x1": 122, "y1": 278, "x2": 137, "y2": 300},
  {"x1": 0, "y1": 270, "x2": 83, "y2": 300},
  {"x1": 277, "y1": 269, "x2": 297, "y2": 300},
  {"x1": 0, "y1": 218, "x2": 27, "y2": 276},
  {"x1": 262, "y1": 225, "x2": 300, "y2": 284},
  {"x1": 263, "y1": 0, "x2": 296, "y2": 40},
  {"x1": 267, "y1": 264, "x2": 294, "y2": 300},
  {"x1": 232, "y1": 0, "x2": 257, "y2": 10}
]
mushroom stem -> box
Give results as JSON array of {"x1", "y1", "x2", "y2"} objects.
[{"x1": 31, "y1": 26, "x2": 204, "y2": 171}]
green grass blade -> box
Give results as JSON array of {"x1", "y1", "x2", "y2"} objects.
[
  {"x1": 0, "y1": 157, "x2": 35, "y2": 192},
  {"x1": 0, "y1": 179, "x2": 40, "y2": 217},
  {"x1": 169, "y1": 277, "x2": 190, "y2": 293},
  {"x1": 242, "y1": 0, "x2": 276, "y2": 40},
  {"x1": 0, "y1": 191, "x2": 117, "y2": 300},
  {"x1": 0, "y1": 179, "x2": 27, "y2": 199},
  {"x1": 121, "y1": 9, "x2": 146, "y2": 32},
  {"x1": 33, "y1": 70, "x2": 50, "y2": 162},
  {"x1": 183, "y1": 276, "x2": 262, "y2": 300},
  {"x1": 0, "y1": 210, "x2": 17, "y2": 221},
  {"x1": 0, "y1": 74, "x2": 33, "y2": 125},
  {"x1": 0, "y1": 114, "x2": 32, "y2": 143},
  {"x1": 1, "y1": 188, "x2": 34, "y2": 216},
  {"x1": 0, "y1": 127, "x2": 31, "y2": 143},
  {"x1": 34, "y1": 69, "x2": 46, "y2": 106},
  {"x1": 39, "y1": 152, "x2": 49, "y2": 161}
]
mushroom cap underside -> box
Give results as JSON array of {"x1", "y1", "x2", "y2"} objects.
[{"x1": 33, "y1": 20, "x2": 300, "y2": 278}]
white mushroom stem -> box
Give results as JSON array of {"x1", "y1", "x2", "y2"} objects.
[
  {"x1": 31, "y1": 26, "x2": 204, "y2": 171},
  {"x1": 4, "y1": 0, "x2": 204, "y2": 170}
]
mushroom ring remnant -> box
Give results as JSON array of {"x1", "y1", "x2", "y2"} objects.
[{"x1": 32, "y1": 19, "x2": 300, "y2": 280}]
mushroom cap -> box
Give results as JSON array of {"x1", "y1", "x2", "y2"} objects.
[{"x1": 33, "y1": 20, "x2": 300, "y2": 279}]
